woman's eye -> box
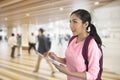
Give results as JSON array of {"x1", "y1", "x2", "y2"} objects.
[
  {"x1": 70, "y1": 20, "x2": 77, "y2": 23},
  {"x1": 73, "y1": 21, "x2": 77, "y2": 23}
]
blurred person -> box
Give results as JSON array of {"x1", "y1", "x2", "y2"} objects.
[
  {"x1": 58, "y1": 34, "x2": 62, "y2": 45},
  {"x1": 17, "y1": 34, "x2": 22, "y2": 56},
  {"x1": 49, "y1": 9, "x2": 103, "y2": 80},
  {"x1": 0, "y1": 36, "x2": 2, "y2": 41},
  {"x1": 33, "y1": 28, "x2": 55, "y2": 75},
  {"x1": 5, "y1": 36, "x2": 8, "y2": 41},
  {"x1": 8, "y1": 33, "x2": 17, "y2": 58},
  {"x1": 46, "y1": 34, "x2": 51, "y2": 50},
  {"x1": 28, "y1": 32, "x2": 36, "y2": 54}
]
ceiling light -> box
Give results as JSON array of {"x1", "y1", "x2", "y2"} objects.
[
  {"x1": 4, "y1": 17, "x2": 8, "y2": 21},
  {"x1": 94, "y1": 1, "x2": 99, "y2": 5},
  {"x1": 59, "y1": 7, "x2": 64, "y2": 11},
  {"x1": 49, "y1": 18, "x2": 52, "y2": 22},
  {"x1": 26, "y1": 13, "x2": 30, "y2": 16}
]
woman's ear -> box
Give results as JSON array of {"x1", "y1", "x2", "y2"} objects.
[{"x1": 83, "y1": 21, "x2": 89, "y2": 28}]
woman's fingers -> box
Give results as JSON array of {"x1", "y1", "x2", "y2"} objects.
[{"x1": 48, "y1": 52, "x2": 56, "y2": 60}]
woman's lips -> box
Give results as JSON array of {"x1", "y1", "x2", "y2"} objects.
[{"x1": 72, "y1": 30, "x2": 75, "y2": 33}]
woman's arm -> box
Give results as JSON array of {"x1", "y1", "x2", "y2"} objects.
[
  {"x1": 55, "y1": 57, "x2": 66, "y2": 64},
  {"x1": 55, "y1": 65, "x2": 86, "y2": 80},
  {"x1": 49, "y1": 52, "x2": 66, "y2": 64},
  {"x1": 69, "y1": 71, "x2": 86, "y2": 80},
  {"x1": 85, "y1": 39, "x2": 101, "y2": 80}
]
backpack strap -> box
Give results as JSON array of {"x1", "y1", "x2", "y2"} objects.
[
  {"x1": 82, "y1": 35, "x2": 93, "y2": 71},
  {"x1": 68, "y1": 35, "x2": 77, "y2": 46}
]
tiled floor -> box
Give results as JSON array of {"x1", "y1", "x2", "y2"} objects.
[{"x1": 0, "y1": 40, "x2": 120, "y2": 80}]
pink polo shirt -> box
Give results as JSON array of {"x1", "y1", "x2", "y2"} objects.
[{"x1": 65, "y1": 37, "x2": 101, "y2": 80}]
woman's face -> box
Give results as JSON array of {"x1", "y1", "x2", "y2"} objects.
[{"x1": 70, "y1": 14, "x2": 86, "y2": 36}]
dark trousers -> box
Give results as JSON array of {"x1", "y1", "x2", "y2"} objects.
[
  {"x1": 11, "y1": 46, "x2": 17, "y2": 58},
  {"x1": 28, "y1": 43, "x2": 36, "y2": 53}
]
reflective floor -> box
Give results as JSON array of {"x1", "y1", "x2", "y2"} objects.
[{"x1": 0, "y1": 41, "x2": 120, "y2": 80}]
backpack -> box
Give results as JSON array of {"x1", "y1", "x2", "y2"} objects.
[{"x1": 68, "y1": 35, "x2": 103, "y2": 80}]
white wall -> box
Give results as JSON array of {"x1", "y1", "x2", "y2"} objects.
[{"x1": 92, "y1": 0, "x2": 120, "y2": 74}]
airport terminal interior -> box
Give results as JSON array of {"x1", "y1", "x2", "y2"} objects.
[{"x1": 0, "y1": 0, "x2": 120, "y2": 80}]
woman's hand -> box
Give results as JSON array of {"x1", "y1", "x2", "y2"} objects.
[
  {"x1": 54, "y1": 64, "x2": 71, "y2": 75},
  {"x1": 43, "y1": 52, "x2": 49, "y2": 57},
  {"x1": 48, "y1": 52, "x2": 58, "y2": 61}
]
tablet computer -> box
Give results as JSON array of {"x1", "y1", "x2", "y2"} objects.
[{"x1": 36, "y1": 51, "x2": 66, "y2": 66}]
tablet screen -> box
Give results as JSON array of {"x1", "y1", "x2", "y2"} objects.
[{"x1": 36, "y1": 51, "x2": 66, "y2": 66}]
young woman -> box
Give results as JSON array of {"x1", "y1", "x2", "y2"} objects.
[{"x1": 49, "y1": 9, "x2": 103, "y2": 80}]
